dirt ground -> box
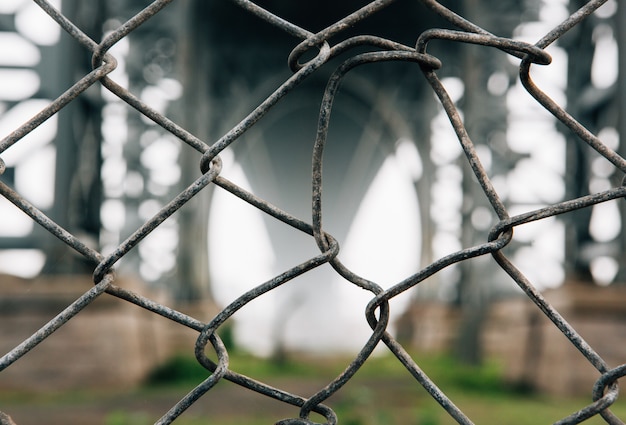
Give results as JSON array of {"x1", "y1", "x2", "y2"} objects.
[{"x1": 0, "y1": 377, "x2": 364, "y2": 425}]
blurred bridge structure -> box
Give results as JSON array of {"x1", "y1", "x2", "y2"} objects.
[{"x1": 0, "y1": 0, "x2": 625, "y2": 402}]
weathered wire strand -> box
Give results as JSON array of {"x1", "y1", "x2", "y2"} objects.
[{"x1": 0, "y1": 1, "x2": 624, "y2": 424}]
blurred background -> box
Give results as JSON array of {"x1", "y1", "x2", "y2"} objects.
[{"x1": 0, "y1": 0, "x2": 626, "y2": 423}]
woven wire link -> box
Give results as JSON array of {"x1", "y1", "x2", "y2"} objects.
[{"x1": 0, "y1": 0, "x2": 625, "y2": 424}]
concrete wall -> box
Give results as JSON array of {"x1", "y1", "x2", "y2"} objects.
[
  {"x1": 0, "y1": 274, "x2": 215, "y2": 391},
  {"x1": 400, "y1": 282, "x2": 626, "y2": 396},
  {"x1": 3, "y1": 272, "x2": 624, "y2": 396}
]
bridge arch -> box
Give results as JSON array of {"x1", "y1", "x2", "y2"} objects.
[{"x1": 207, "y1": 68, "x2": 430, "y2": 355}]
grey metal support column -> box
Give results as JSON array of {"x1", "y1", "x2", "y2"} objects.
[
  {"x1": 42, "y1": 1, "x2": 105, "y2": 274},
  {"x1": 562, "y1": 0, "x2": 596, "y2": 282},
  {"x1": 617, "y1": 0, "x2": 626, "y2": 282}
]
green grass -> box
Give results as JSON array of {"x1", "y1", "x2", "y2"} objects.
[
  {"x1": 146, "y1": 351, "x2": 332, "y2": 386},
  {"x1": 139, "y1": 350, "x2": 626, "y2": 424},
  {"x1": 146, "y1": 349, "x2": 504, "y2": 390},
  {"x1": 3, "y1": 350, "x2": 625, "y2": 424}
]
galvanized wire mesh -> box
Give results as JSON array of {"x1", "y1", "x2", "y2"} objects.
[{"x1": 0, "y1": 0, "x2": 625, "y2": 424}]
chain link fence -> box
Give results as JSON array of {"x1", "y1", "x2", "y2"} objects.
[{"x1": 0, "y1": 0, "x2": 625, "y2": 424}]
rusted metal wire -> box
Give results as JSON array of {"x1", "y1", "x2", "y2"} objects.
[{"x1": 0, "y1": 0, "x2": 625, "y2": 424}]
